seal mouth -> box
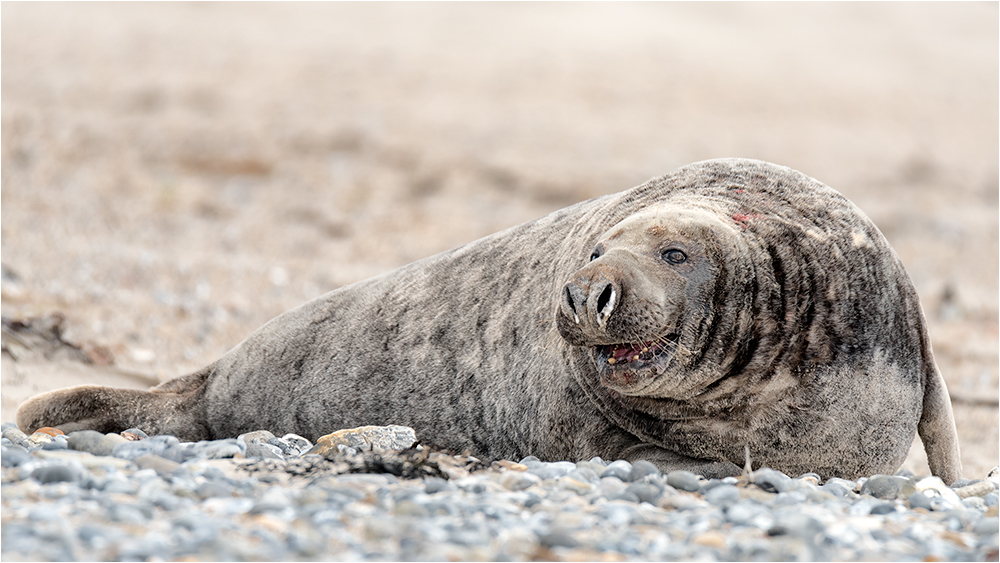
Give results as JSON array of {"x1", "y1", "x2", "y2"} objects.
[{"x1": 593, "y1": 334, "x2": 679, "y2": 390}]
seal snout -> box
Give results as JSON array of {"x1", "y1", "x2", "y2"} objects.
[{"x1": 561, "y1": 276, "x2": 619, "y2": 330}]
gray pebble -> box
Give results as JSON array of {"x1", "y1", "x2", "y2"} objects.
[
  {"x1": 2, "y1": 444, "x2": 32, "y2": 467},
  {"x1": 134, "y1": 454, "x2": 181, "y2": 477},
  {"x1": 2, "y1": 426, "x2": 29, "y2": 448},
  {"x1": 821, "y1": 482, "x2": 853, "y2": 498},
  {"x1": 112, "y1": 440, "x2": 168, "y2": 461},
  {"x1": 189, "y1": 439, "x2": 243, "y2": 459},
  {"x1": 972, "y1": 517, "x2": 999, "y2": 536},
  {"x1": 984, "y1": 492, "x2": 998, "y2": 507},
  {"x1": 906, "y1": 491, "x2": 932, "y2": 510},
  {"x1": 267, "y1": 437, "x2": 300, "y2": 456},
  {"x1": 665, "y1": 470, "x2": 701, "y2": 492},
  {"x1": 601, "y1": 460, "x2": 632, "y2": 481},
  {"x1": 869, "y1": 502, "x2": 898, "y2": 515},
  {"x1": 238, "y1": 430, "x2": 276, "y2": 446},
  {"x1": 626, "y1": 482, "x2": 662, "y2": 504},
  {"x1": 538, "y1": 530, "x2": 579, "y2": 549},
  {"x1": 67, "y1": 430, "x2": 120, "y2": 456},
  {"x1": 282, "y1": 433, "x2": 313, "y2": 452},
  {"x1": 860, "y1": 474, "x2": 909, "y2": 499},
  {"x1": 825, "y1": 477, "x2": 859, "y2": 492},
  {"x1": 500, "y1": 470, "x2": 542, "y2": 491},
  {"x1": 629, "y1": 460, "x2": 660, "y2": 482},
  {"x1": 31, "y1": 463, "x2": 84, "y2": 484},
  {"x1": 121, "y1": 428, "x2": 149, "y2": 440},
  {"x1": 245, "y1": 441, "x2": 284, "y2": 459},
  {"x1": 752, "y1": 468, "x2": 791, "y2": 493},
  {"x1": 527, "y1": 461, "x2": 575, "y2": 481},
  {"x1": 705, "y1": 484, "x2": 741, "y2": 509},
  {"x1": 424, "y1": 477, "x2": 455, "y2": 494}
]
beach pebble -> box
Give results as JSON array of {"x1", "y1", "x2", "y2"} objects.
[
  {"x1": 666, "y1": 470, "x2": 701, "y2": 492},
  {"x1": 0, "y1": 426, "x2": 995, "y2": 562}
]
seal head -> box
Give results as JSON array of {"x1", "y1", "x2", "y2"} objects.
[{"x1": 557, "y1": 206, "x2": 753, "y2": 399}]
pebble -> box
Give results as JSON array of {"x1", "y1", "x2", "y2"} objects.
[{"x1": 1, "y1": 427, "x2": 997, "y2": 561}]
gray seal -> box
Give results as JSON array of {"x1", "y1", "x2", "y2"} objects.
[{"x1": 17, "y1": 158, "x2": 963, "y2": 483}]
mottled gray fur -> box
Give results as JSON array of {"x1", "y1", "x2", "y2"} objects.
[{"x1": 17, "y1": 159, "x2": 962, "y2": 483}]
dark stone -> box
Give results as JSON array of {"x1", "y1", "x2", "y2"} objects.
[
  {"x1": 860, "y1": 475, "x2": 908, "y2": 500},
  {"x1": 665, "y1": 470, "x2": 701, "y2": 492},
  {"x1": 752, "y1": 468, "x2": 791, "y2": 493},
  {"x1": 869, "y1": 502, "x2": 897, "y2": 515},
  {"x1": 629, "y1": 460, "x2": 660, "y2": 482},
  {"x1": 31, "y1": 464, "x2": 82, "y2": 484},
  {"x1": 67, "y1": 430, "x2": 120, "y2": 456},
  {"x1": 2, "y1": 444, "x2": 31, "y2": 468}
]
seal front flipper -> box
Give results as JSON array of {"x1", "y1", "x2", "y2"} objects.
[
  {"x1": 620, "y1": 443, "x2": 742, "y2": 479},
  {"x1": 16, "y1": 379, "x2": 210, "y2": 441}
]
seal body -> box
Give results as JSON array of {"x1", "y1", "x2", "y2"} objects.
[{"x1": 17, "y1": 159, "x2": 962, "y2": 482}]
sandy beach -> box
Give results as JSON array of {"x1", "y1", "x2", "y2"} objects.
[{"x1": 2, "y1": 3, "x2": 996, "y2": 478}]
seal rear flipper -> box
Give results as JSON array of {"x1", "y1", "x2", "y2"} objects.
[
  {"x1": 16, "y1": 384, "x2": 210, "y2": 442},
  {"x1": 918, "y1": 364, "x2": 963, "y2": 485}
]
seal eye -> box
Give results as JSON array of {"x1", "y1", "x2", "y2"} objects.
[
  {"x1": 662, "y1": 249, "x2": 687, "y2": 264},
  {"x1": 590, "y1": 246, "x2": 603, "y2": 262}
]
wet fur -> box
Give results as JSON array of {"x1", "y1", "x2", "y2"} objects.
[{"x1": 17, "y1": 159, "x2": 962, "y2": 482}]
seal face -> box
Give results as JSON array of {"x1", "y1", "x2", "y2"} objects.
[
  {"x1": 15, "y1": 158, "x2": 963, "y2": 483},
  {"x1": 556, "y1": 206, "x2": 748, "y2": 399}
]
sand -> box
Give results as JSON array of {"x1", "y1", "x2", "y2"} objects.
[{"x1": 2, "y1": 3, "x2": 996, "y2": 477}]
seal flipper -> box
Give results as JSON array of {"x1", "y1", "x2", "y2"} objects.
[
  {"x1": 16, "y1": 381, "x2": 210, "y2": 442},
  {"x1": 918, "y1": 363, "x2": 962, "y2": 485}
]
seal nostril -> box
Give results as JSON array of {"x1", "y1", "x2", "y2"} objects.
[
  {"x1": 597, "y1": 284, "x2": 614, "y2": 316},
  {"x1": 564, "y1": 285, "x2": 580, "y2": 323}
]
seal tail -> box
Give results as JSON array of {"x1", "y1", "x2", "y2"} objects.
[
  {"x1": 918, "y1": 362, "x2": 962, "y2": 485},
  {"x1": 16, "y1": 369, "x2": 211, "y2": 441}
]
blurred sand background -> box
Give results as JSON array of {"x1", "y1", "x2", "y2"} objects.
[{"x1": 1, "y1": 3, "x2": 997, "y2": 477}]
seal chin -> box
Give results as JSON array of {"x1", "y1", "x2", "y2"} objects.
[{"x1": 593, "y1": 335, "x2": 679, "y2": 393}]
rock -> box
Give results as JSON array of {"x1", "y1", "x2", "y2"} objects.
[
  {"x1": 629, "y1": 460, "x2": 660, "y2": 482},
  {"x1": 245, "y1": 441, "x2": 283, "y2": 459},
  {"x1": 112, "y1": 440, "x2": 168, "y2": 461},
  {"x1": 134, "y1": 454, "x2": 181, "y2": 477},
  {"x1": 188, "y1": 439, "x2": 244, "y2": 459},
  {"x1": 600, "y1": 460, "x2": 632, "y2": 481},
  {"x1": 30, "y1": 463, "x2": 85, "y2": 484},
  {"x1": 499, "y1": 470, "x2": 542, "y2": 491},
  {"x1": 860, "y1": 474, "x2": 909, "y2": 499},
  {"x1": 537, "y1": 530, "x2": 580, "y2": 549},
  {"x1": 527, "y1": 461, "x2": 576, "y2": 481},
  {"x1": 424, "y1": 477, "x2": 455, "y2": 494},
  {"x1": 913, "y1": 476, "x2": 964, "y2": 510},
  {"x1": 626, "y1": 482, "x2": 662, "y2": 504},
  {"x1": 281, "y1": 434, "x2": 313, "y2": 453},
  {"x1": 267, "y1": 437, "x2": 299, "y2": 456},
  {"x1": 869, "y1": 502, "x2": 898, "y2": 515},
  {"x1": 238, "y1": 430, "x2": 276, "y2": 446},
  {"x1": 307, "y1": 425, "x2": 417, "y2": 456},
  {"x1": 908, "y1": 491, "x2": 934, "y2": 511},
  {"x1": 1, "y1": 444, "x2": 31, "y2": 468},
  {"x1": 704, "y1": 484, "x2": 741, "y2": 509},
  {"x1": 25, "y1": 432, "x2": 55, "y2": 448},
  {"x1": 558, "y1": 476, "x2": 593, "y2": 495},
  {"x1": 68, "y1": 430, "x2": 122, "y2": 456},
  {"x1": 3, "y1": 427, "x2": 30, "y2": 448},
  {"x1": 666, "y1": 470, "x2": 701, "y2": 492},
  {"x1": 121, "y1": 428, "x2": 149, "y2": 441},
  {"x1": 820, "y1": 482, "x2": 854, "y2": 498},
  {"x1": 751, "y1": 468, "x2": 791, "y2": 493},
  {"x1": 954, "y1": 480, "x2": 995, "y2": 499}
]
